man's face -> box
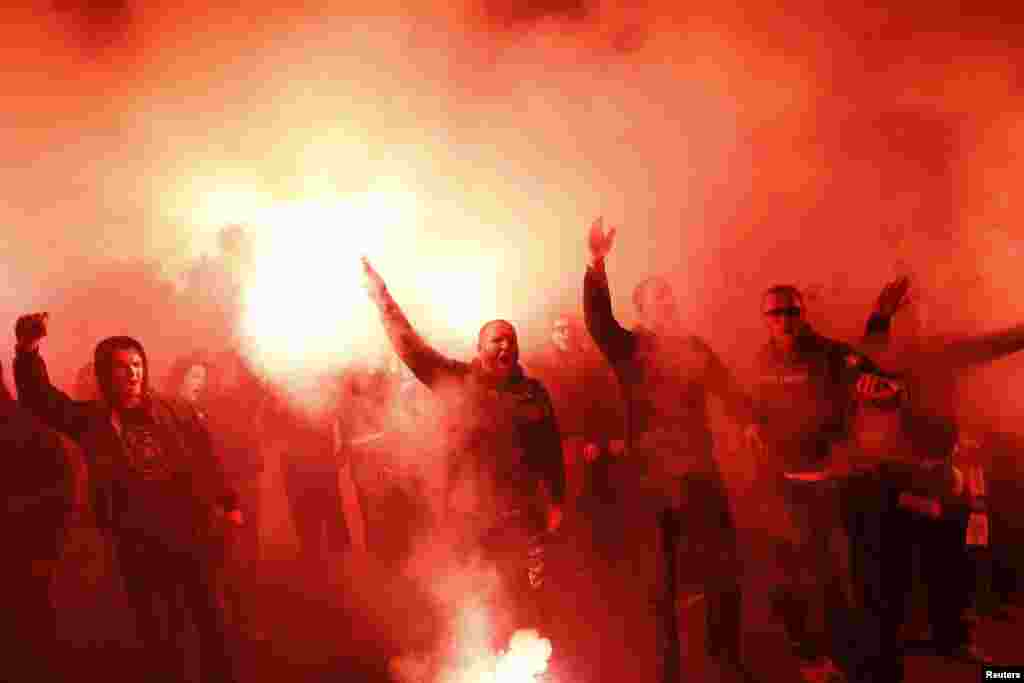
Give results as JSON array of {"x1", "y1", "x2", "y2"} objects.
[
  {"x1": 551, "y1": 317, "x2": 575, "y2": 353},
  {"x1": 111, "y1": 348, "x2": 145, "y2": 408},
  {"x1": 639, "y1": 280, "x2": 678, "y2": 331},
  {"x1": 180, "y1": 364, "x2": 207, "y2": 403},
  {"x1": 762, "y1": 291, "x2": 805, "y2": 350},
  {"x1": 478, "y1": 321, "x2": 519, "y2": 378}
]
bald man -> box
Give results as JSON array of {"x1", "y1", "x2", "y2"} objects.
[{"x1": 362, "y1": 258, "x2": 565, "y2": 645}]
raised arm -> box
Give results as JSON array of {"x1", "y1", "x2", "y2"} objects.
[
  {"x1": 582, "y1": 217, "x2": 635, "y2": 364},
  {"x1": 861, "y1": 276, "x2": 909, "y2": 352},
  {"x1": 934, "y1": 324, "x2": 1024, "y2": 371},
  {"x1": 864, "y1": 276, "x2": 1024, "y2": 371},
  {"x1": 362, "y1": 257, "x2": 463, "y2": 388},
  {"x1": 12, "y1": 313, "x2": 92, "y2": 441}
]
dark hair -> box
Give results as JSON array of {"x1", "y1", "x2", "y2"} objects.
[
  {"x1": 163, "y1": 352, "x2": 213, "y2": 398},
  {"x1": 93, "y1": 336, "x2": 148, "y2": 404},
  {"x1": 762, "y1": 284, "x2": 805, "y2": 309}
]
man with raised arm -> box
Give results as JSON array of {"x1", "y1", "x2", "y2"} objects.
[
  {"x1": 846, "y1": 277, "x2": 1024, "y2": 673},
  {"x1": 582, "y1": 217, "x2": 759, "y2": 683},
  {"x1": 13, "y1": 312, "x2": 241, "y2": 683},
  {"x1": 361, "y1": 257, "x2": 565, "y2": 640}
]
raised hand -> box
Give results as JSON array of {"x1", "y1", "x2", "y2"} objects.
[
  {"x1": 587, "y1": 216, "x2": 617, "y2": 264},
  {"x1": 875, "y1": 276, "x2": 911, "y2": 318},
  {"x1": 15, "y1": 312, "x2": 49, "y2": 352},
  {"x1": 361, "y1": 256, "x2": 388, "y2": 304}
]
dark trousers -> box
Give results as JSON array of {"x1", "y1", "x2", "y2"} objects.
[
  {"x1": 117, "y1": 534, "x2": 236, "y2": 683},
  {"x1": 902, "y1": 511, "x2": 971, "y2": 651},
  {"x1": 969, "y1": 544, "x2": 1000, "y2": 616},
  {"x1": 283, "y1": 465, "x2": 350, "y2": 577},
  {"x1": 2, "y1": 561, "x2": 62, "y2": 681},
  {"x1": 220, "y1": 476, "x2": 262, "y2": 629},
  {"x1": 839, "y1": 473, "x2": 907, "y2": 683},
  {"x1": 770, "y1": 477, "x2": 848, "y2": 661},
  {"x1": 356, "y1": 473, "x2": 430, "y2": 570},
  {"x1": 654, "y1": 473, "x2": 743, "y2": 683},
  {"x1": 474, "y1": 509, "x2": 551, "y2": 649},
  {"x1": 840, "y1": 473, "x2": 971, "y2": 683}
]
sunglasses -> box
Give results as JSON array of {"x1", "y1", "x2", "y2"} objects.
[{"x1": 764, "y1": 306, "x2": 803, "y2": 318}]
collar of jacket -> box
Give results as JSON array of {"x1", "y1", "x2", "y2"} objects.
[{"x1": 470, "y1": 358, "x2": 525, "y2": 390}]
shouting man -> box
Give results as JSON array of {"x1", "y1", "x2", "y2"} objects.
[{"x1": 362, "y1": 257, "x2": 564, "y2": 647}]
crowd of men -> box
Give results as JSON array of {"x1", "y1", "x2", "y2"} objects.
[{"x1": 3, "y1": 217, "x2": 1023, "y2": 683}]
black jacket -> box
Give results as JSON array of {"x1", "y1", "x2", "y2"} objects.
[{"x1": 15, "y1": 339, "x2": 236, "y2": 551}]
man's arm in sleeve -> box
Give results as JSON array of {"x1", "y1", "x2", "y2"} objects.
[
  {"x1": 583, "y1": 260, "x2": 635, "y2": 366},
  {"x1": 364, "y1": 258, "x2": 462, "y2": 388},
  {"x1": 14, "y1": 349, "x2": 91, "y2": 441},
  {"x1": 927, "y1": 324, "x2": 1024, "y2": 372},
  {"x1": 523, "y1": 381, "x2": 566, "y2": 506}
]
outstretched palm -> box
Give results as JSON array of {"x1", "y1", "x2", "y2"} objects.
[{"x1": 588, "y1": 216, "x2": 617, "y2": 262}]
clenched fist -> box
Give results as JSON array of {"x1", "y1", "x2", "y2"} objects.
[{"x1": 15, "y1": 312, "x2": 48, "y2": 352}]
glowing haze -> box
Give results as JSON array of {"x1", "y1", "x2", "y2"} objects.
[{"x1": 3, "y1": 1, "x2": 1024, "y2": 420}]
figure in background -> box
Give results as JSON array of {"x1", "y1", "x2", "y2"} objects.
[
  {"x1": 204, "y1": 349, "x2": 270, "y2": 634},
  {"x1": 852, "y1": 276, "x2": 1024, "y2": 667},
  {"x1": 14, "y1": 313, "x2": 242, "y2": 683},
  {"x1": 526, "y1": 313, "x2": 624, "y2": 527},
  {"x1": 1, "y1": 359, "x2": 84, "y2": 681},
  {"x1": 583, "y1": 217, "x2": 758, "y2": 683},
  {"x1": 345, "y1": 353, "x2": 435, "y2": 570},
  {"x1": 525, "y1": 313, "x2": 627, "y2": 683},
  {"x1": 953, "y1": 431, "x2": 1001, "y2": 620},
  {"x1": 275, "y1": 380, "x2": 352, "y2": 587}
]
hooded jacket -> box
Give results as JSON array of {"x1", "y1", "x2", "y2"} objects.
[
  {"x1": 14, "y1": 336, "x2": 236, "y2": 551},
  {"x1": 371, "y1": 295, "x2": 565, "y2": 527}
]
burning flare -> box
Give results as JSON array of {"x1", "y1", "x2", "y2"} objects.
[{"x1": 392, "y1": 602, "x2": 554, "y2": 683}]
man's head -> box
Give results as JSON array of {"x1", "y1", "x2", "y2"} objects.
[
  {"x1": 633, "y1": 276, "x2": 678, "y2": 332},
  {"x1": 762, "y1": 285, "x2": 807, "y2": 351},
  {"x1": 180, "y1": 364, "x2": 208, "y2": 403},
  {"x1": 164, "y1": 353, "x2": 211, "y2": 404},
  {"x1": 94, "y1": 337, "x2": 148, "y2": 410},
  {"x1": 477, "y1": 319, "x2": 519, "y2": 378},
  {"x1": 551, "y1": 314, "x2": 582, "y2": 353}
]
